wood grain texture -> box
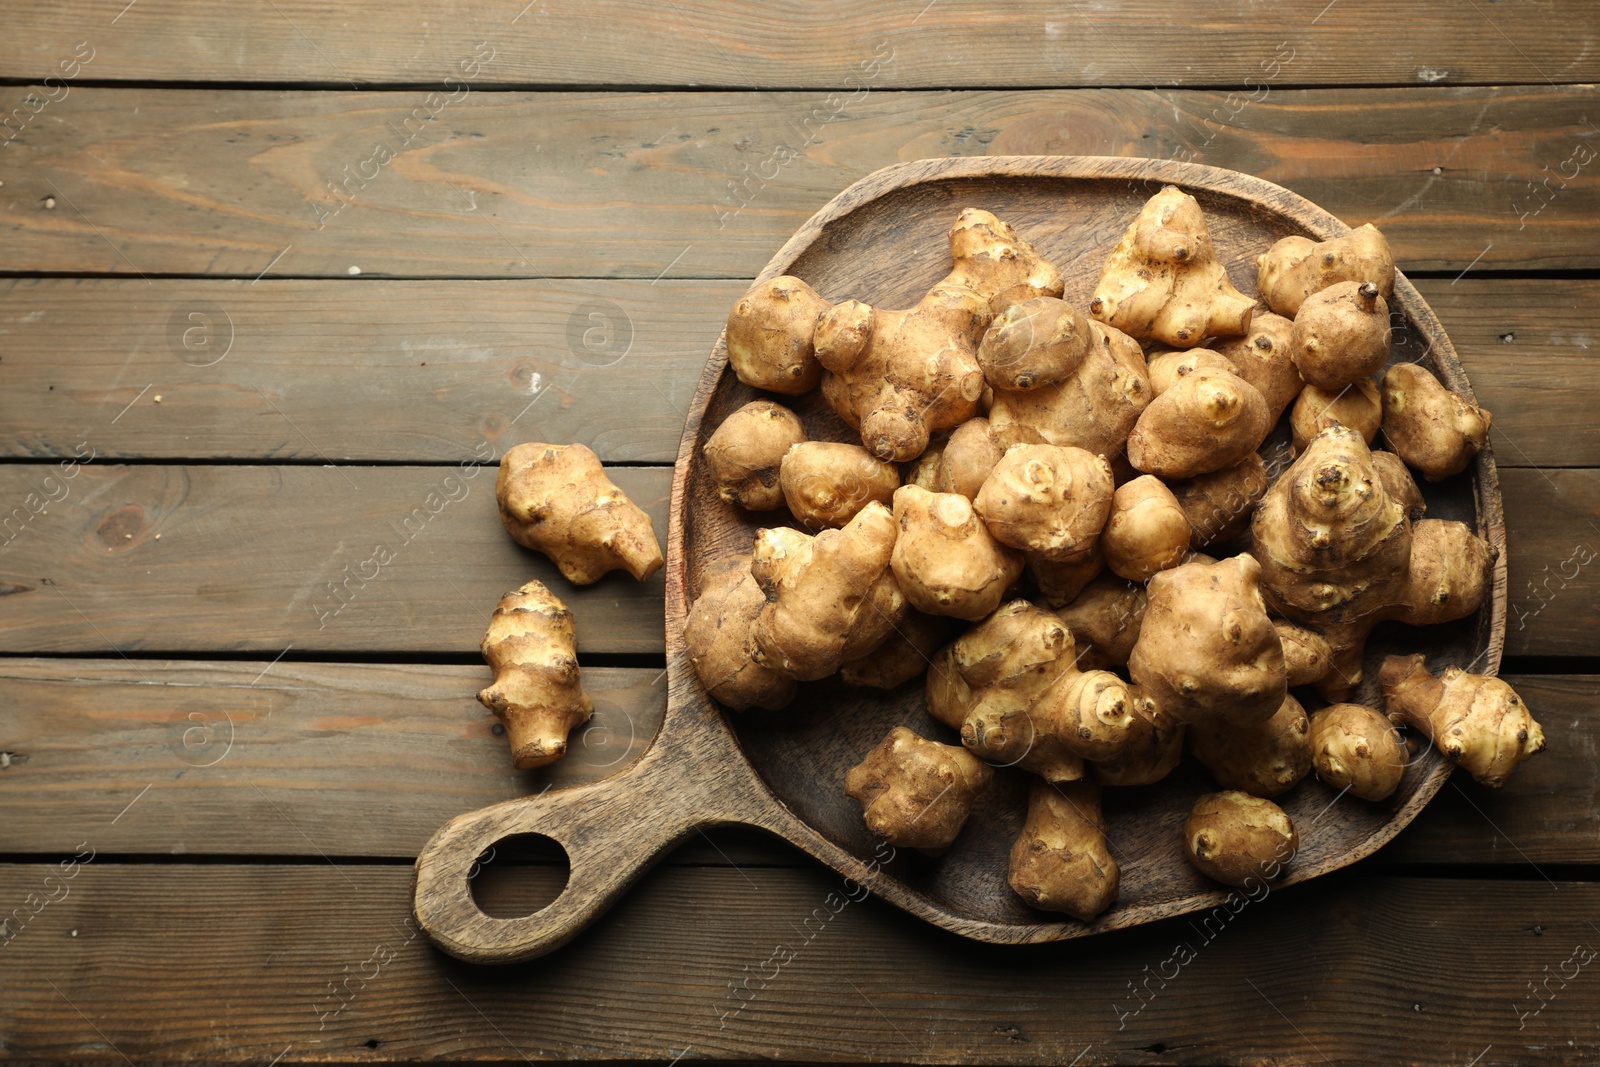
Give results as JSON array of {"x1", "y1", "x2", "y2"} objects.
[
  {"x1": 0, "y1": 464, "x2": 1587, "y2": 656},
  {"x1": 0, "y1": 864, "x2": 1595, "y2": 1065},
  {"x1": 0, "y1": 659, "x2": 1591, "y2": 865},
  {"x1": 0, "y1": 463, "x2": 668, "y2": 655},
  {"x1": 4, "y1": 1, "x2": 1595, "y2": 87},
  {"x1": 2, "y1": 86, "x2": 1595, "y2": 277},
  {"x1": 2, "y1": 276, "x2": 1593, "y2": 467}
]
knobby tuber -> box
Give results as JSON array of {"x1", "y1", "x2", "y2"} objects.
[
  {"x1": 845, "y1": 726, "x2": 993, "y2": 853},
  {"x1": 779, "y1": 441, "x2": 899, "y2": 529},
  {"x1": 1008, "y1": 780, "x2": 1119, "y2": 920},
  {"x1": 496, "y1": 442, "x2": 663, "y2": 585},
  {"x1": 1380, "y1": 655, "x2": 1545, "y2": 787},
  {"x1": 1309, "y1": 703, "x2": 1407, "y2": 802},
  {"x1": 1380, "y1": 363, "x2": 1492, "y2": 481},
  {"x1": 684, "y1": 555, "x2": 797, "y2": 712},
  {"x1": 1183, "y1": 791, "x2": 1298, "y2": 888},
  {"x1": 703, "y1": 400, "x2": 807, "y2": 511},
  {"x1": 477, "y1": 580, "x2": 593, "y2": 770},
  {"x1": 892, "y1": 484, "x2": 1024, "y2": 621}
]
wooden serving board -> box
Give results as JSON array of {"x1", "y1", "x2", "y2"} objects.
[{"x1": 413, "y1": 156, "x2": 1506, "y2": 964}]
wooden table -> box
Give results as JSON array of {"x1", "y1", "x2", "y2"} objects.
[{"x1": 2, "y1": 4, "x2": 1597, "y2": 1064}]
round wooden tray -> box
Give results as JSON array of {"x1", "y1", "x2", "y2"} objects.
[{"x1": 413, "y1": 156, "x2": 1506, "y2": 964}]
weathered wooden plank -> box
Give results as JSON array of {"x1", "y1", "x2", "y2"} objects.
[
  {"x1": 0, "y1": 659, "x2": 1590, "y2": 866},
  {"x1": 2, "y1": 276, "x2": 1593, "y2": 466},
  {"x1": 0, "y1": 277, "x2": 728, "y2": 465},
  {"x1": 0, "y1": 465, "x2": 1590, "y2": 656},
  {"x1": 3, "y1": 1, "x2": 1595, "y2": 87},
  {"x1": 1, "y1": 86, "x2": 1594, "y2": 277},
  {"x1": 0, "y1": 865, "x2": 1595, "y2": 1064},
  {"x1": 0, "y1": 463, "x2": 668, "y2": 655}
]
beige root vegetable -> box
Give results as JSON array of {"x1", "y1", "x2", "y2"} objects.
[
  {"x1": 845, "y1": 727, "x2": 993, "y2": 853},
  {"x1": 815, "y1": 209, "x2": 1062, "y2": 461},
  {"x1": 495, "y1": 442, "x2": 663, "y2": 584},
  {"x1": 1051, "y1": 574, "x2": 1146, "y2": 668},
  {"x1": 1289, "y1": 379, "x2": 1382, "y2": 455},
  {"x1": 1145, "y1": 347, "x2": 1237, "y2": 396},
  {"x1": 987, "y1": 320, "x2": 1152, "y2": 459},
  {"x1": 1183, "y1": 791, "x2": 1298, "y2": 888},
  {"x1": 477, "y1": 580, "x2": 593, "y2": 770},
  {"x1": 1029, "y1": 544, "x2": 1105, "y2": 609},
  {"x1": 840, "y1": 611, "x2": 953, "y2": 689},
  {"x1": 925, "y1": 600, "x2": 1136, "y2": 778},
  {"x1": 1125, "y1": 369, "x2": 1272, "y2": 479},
  {"x1": 750, "y1": 502, "x2": 905, "y2": 680},
  {"x1": 1309, "y1": 703, "x2": 1407, "y2": 801},
  {"x1": 702, "y1": 400, "x2": 807, "y2": 511},
  {"x1": 1089, "y1": 691, "x2": 1185, "y2": 787},
  {"x1": 1100, "y1": 475, "x2": 1191, "y2": 581},
  {"x1": 1212, "y1": 311, "x2": 1302, "y2": 421},
  {"x1": 779, "y1": 442, "x2": 899, "y2": 529},
  {"x1": 891, "y1": 485, "x2": 1024, "y2": 621},
  {"x1": 1273, "y1": 619, "x2": 1334, "y2": 688},
  {"x1": 1257, "y1": 224, "x2": 1396, "y2": 318},
  {"x1": 1169, "y1": 453, "x2": 1269, "y2": 547},
  {"x1": 937, "y1": 418, "x2": 1004, "y2": 499},
  {"x1": 1371, "y1": 449, "x2": 1426, "y2": 521},
  {"x1": 724, "y1": 275, "x2": 833, "y2": 394},
  {"x1": 1009, "y1": 780, "x2": 1119, "y2": 919},
  {"x1": 1127, "y1": 554, "x2": 1288, "y2": 728},
  {"x1": 1251, "y1": 425, "x2": 1491, "y2": 695},
  {"x1": 1089, "y1": 185, "x2": 1255, "y2": 348},
  {"x1": 1380, "y1": 363, "x2": 1492, "y2": 481},
  {"x1": 902, "y1": 439, "x2": 946, "y2": 492},
  {"x1": 1380, "y1": 654, "x2": 1545, "y2": 787},
  {"x1": 683, "y1": 555, "x2": 797, "y2": 711},
  {"x1": 1290, "y1": 281, "x2": 1391, "y2": 390},
  {"x1": 974, "y1": 444, "x2": 1115, "y2": 562},
  {"x1": 1189, "y1": 694, "x2": 1312, "y2": 798},
  {"x1": 977, "y1": 297, "x2": 1092, "y2": 392}
]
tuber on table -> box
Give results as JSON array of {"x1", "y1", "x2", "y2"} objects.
[
  {"x1": 477, "y1": 580, "x2": 593, "y2": 770},
  {"x1": 1183, "y1": 791, "x2": 1298, "y2": 888},
  {"x1": 495, "y1": 442, "x2": 663, "y2": 585},
  {"x1": 1380, "y1": 655, "x2": 1545, "y2": 788}
]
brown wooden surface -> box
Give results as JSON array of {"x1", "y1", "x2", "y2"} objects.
[
  {"x1": 1, "y1": 1, "x2": 1597, "y2": 1061},
  {"x1": 2, "y1": 865, "x2": 1596, "y2": 1065},
  {"x1": 2, "y1": 86, "x2": 1596, "y2": 278},
  {"x1": 3, "y1": 276, "x2": 1596, "y2": 467}
]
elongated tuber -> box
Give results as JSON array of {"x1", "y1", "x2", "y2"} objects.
[
  {"x1": 1125, "y1": 369, "x2": 1272, "y2": 479},
  {"x1": 1100, "y1": 475, "x2": 1191, "y2": 581},
  {"x1": 1380, "y1": 654, "x2": 1545, "y2": 787},
  {"x1": 496, "y1": 442, "x2": 663, "y2": 584},
  {"x1": 974, "y1": 444, "x2": 1115, "y2": 562},
  {"x1": 779, "y1": 441, "x2": 899, "y2": 529},
  {"x1": 815, "y1": 209, "x2": 1062, "y2": 461},
  {"x1": 725, "y1": 275, "x2": 833, "y2": 394},
  {"x1": 892, "y1": 484, "x2": 1024, "y2": 621},
  {"x1": 684, "y1": 555, "x2": 797, "y2": 712},
  {"x1": 1309, "y1": 703, "x2": 1407, "y2": 801},
  {"x1": 1257, "y1": 224, "x2": 1396, "y2": 318},
  {"x1": 750, "y1": 502, "x2": 906, "y2": 680},
  {"x1": 1189, "y1": 694, "x2": 1312, "y2": 798},
  {"x1": 845, "y1": 726, "x2": 993, "y2": 853},
  {"x1": 1183, "y1": 791, "x2": 1298, "y2": 888},
  {"x1": 703, "y1": 400, "x2": 807, "y2": 511},
  {"x1": 1290, "y1": 280, "x2": 1390, "y2": 390},
  {"x1": 1090, "y1": 185, "x2": 1254, "y2": 347},
  {"x1": 1009, "y1": 780, "x2": 1119, "y2": 919},
  {"x1": 1127, "y1": 554, "x2": 1287, "y2": 728},
  {"x1": 1380, "y1": 363, "x2": 1492, "y2": 481},
  {"x1": 477, "y1": 580, "x2": 593, "y2": 770}
]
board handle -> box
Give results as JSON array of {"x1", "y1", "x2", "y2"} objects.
[{"x1": 412, "y1": 758, "x2": 701, "y2": 964}]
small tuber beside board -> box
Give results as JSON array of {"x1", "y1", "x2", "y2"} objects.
[{"x1": 473, "y1": 183, "x2": 1539, "y2": 928}]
